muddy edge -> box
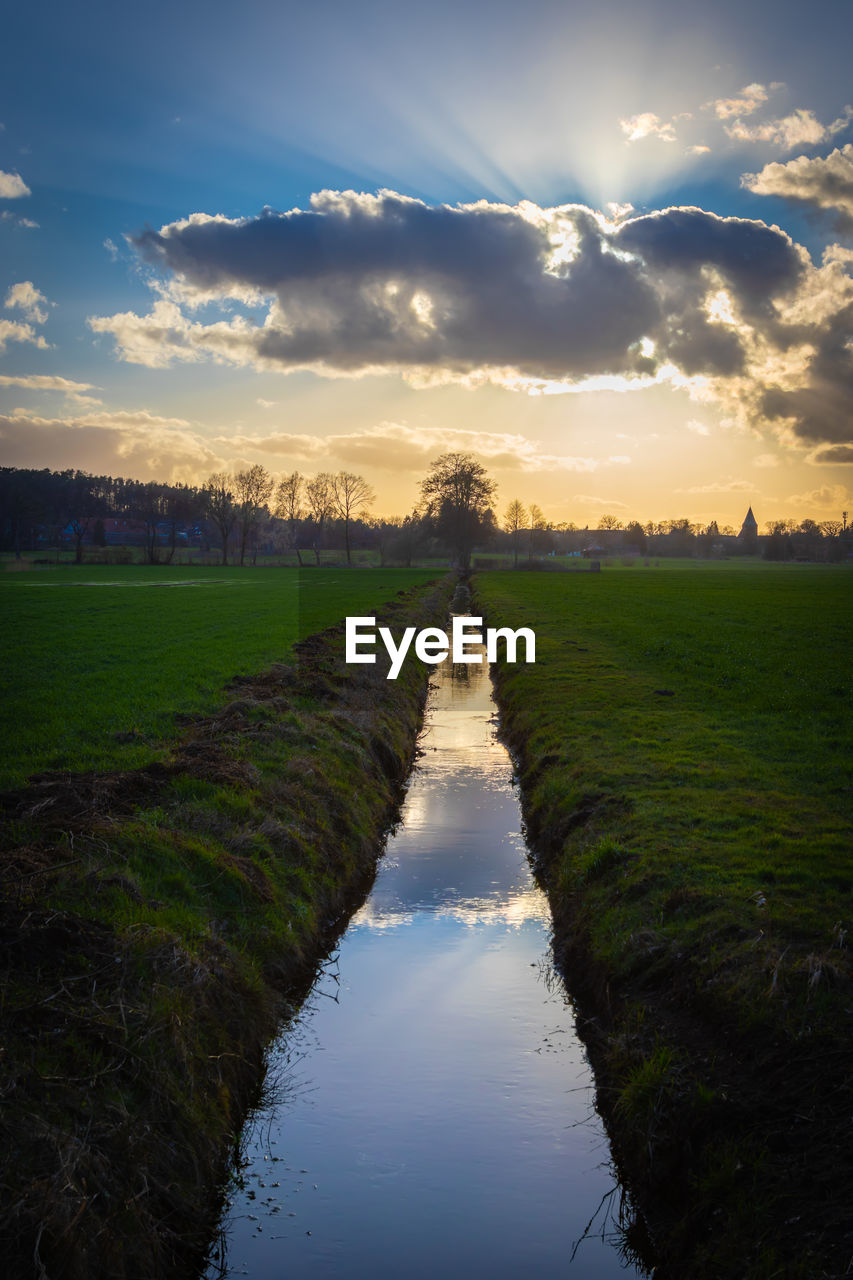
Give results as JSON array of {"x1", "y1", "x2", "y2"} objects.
[{"x1": 0, "y1": 574, "x2": 457, "y2": 1280}]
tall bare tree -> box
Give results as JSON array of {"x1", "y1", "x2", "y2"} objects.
[
  {"x1": 162, "y1": 484, "x2": 199, "y2": 565},
  {"x1": 305, "y1": 472, "x2": 334, "y2": 565},
  {"x1": 64, "y1": 473, "x2": 98, "y2": 564},
  {"x1": 234, "y1": 464, "x2": 274, "y2": 566},
  {"x1": 203, "y1": 472, "x2": 237, "y2": 565},
  {"x1": 528, "y1": 503, "x2": 545, "y2": 560},
  {"x1": 274, "y1": 471, "x2": 305, "y2": 566},
  {"x1": 331, "y1": 471, "x2": 375, "y2": 565},
  {"x1": 140, "y1": 481, "x2": 165, "y2": 565},
  {"x1": 504, "y1": 498, "x2": 525, "y2": 567}
]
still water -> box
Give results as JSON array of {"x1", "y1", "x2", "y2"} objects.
[{"x1": 208, "y1": 645, "x2": 640, "y2": 1279}]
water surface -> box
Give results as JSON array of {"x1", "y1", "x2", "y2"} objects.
[{"x1": 209, "y1": 646, "x2": 639, "y2": 1278}]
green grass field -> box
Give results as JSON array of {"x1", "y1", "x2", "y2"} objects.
[
  {"x1": 0, "y1": 572, "x2": 456, "y2": 1277},
  {"x1": 0, "y1": 564, "x2": 439, "y2": 788},
  {"x1": 474, "y1": 561, "x2": 853, "y2": 1275},
  {"x1": 2, "y1": 555, "x2": 850, "y2": 1275},
  {"x1": 475, "y1": 563, "x2": 852, "y2": 1014}
]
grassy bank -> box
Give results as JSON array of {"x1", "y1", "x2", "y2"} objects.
[
  {"x1": 0, "y1": 565, "x2": 439, "y2": 787},
  {"x1": 474, "y1": 565, "x2": 852, "y2": 1278},
  {"x1": 0, "y1": 572, "x2": 454, "y2": 1279}
]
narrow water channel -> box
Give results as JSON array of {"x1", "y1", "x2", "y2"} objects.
[{"x1": 207, "y1": 639, "x2": 642, "y2": 1279}]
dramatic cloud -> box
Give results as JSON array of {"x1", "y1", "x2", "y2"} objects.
[
  {"x1": 620, "y1": 113, "x2": 677, "y2": 143},
  {"x1": 5, "y1": 281, "x2": 50, "y2": 324},
  {"x1": 0, "y1": 170, "x2": 30, "y2": 199},
  {"x1": 742, "y1": 145, "x2": 853, "y2": 229},
  {"x1": 757, "y1": 286, "x2": 853, "y2": 445},
  {"x1": 88, "y1": 190, "x2": 853, "y2": 449}
]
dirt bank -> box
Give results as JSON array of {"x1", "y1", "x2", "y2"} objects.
[{"x1": 0, "y1": 574, "x2": 456, "y2": 1280}]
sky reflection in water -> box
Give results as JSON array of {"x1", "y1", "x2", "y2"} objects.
[{"x1": 210, "y1": 651, "x2": 639, "y2": 1280}]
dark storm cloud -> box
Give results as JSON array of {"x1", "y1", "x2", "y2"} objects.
[
  {"x1": 136, "y1": 194, "x2": 545, "y2": 290},
  {"x1": 131, "y1": 195, "x2": 663, "y2": 379},
  {"x1": 761, "y1": 302, "x2": 853, "y2": 444},
  {"x1": 615, "y1": 206, "x2": 804, "y2": 308},
  {"x1": 89, "y1": 191, "x2": 852, "y2": 447},
  {"x1": 127, "y1": 195, "x2": 811, "y2": 383}
]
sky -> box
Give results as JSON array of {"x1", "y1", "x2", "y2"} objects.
[{"x1": 1, "y1": 0, "x2": 852, "y2": 529}]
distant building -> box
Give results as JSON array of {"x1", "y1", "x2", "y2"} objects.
[
  {"x1": 738, "y1": 506, "x2": 758, "y2": 540},
  {"x1": 100, "y1": 518, "x2": 149, "y2": 546}
]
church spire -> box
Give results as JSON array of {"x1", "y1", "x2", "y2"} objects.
[{"x1": 738, "y1": 506, "x2": 758, "y2": 538}]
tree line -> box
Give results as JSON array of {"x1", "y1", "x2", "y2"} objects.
[
  {"x1": 0, "y1": 456, "x2": 849, "y2": 565},
  {"x1": 0, "y1": 464, "x2": 379, "y2": 565}
]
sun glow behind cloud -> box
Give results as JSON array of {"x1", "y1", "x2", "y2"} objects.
[
  {"x1": 3, "y1": 0, "x2": 852, "y2": 527},
  {"x1": 88, "y1": 191, "x2": 853, "y2": 452}
]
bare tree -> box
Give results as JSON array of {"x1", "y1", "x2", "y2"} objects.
[
  {"x1": 597, "y1": 513, "x2": 623, "y2": 531},
  {"x1": 67, "y1": 516, "x2": 90, "y2": 564},
  {"x1": 305, "y1": 472, "x2": 334, "y2": 565},
  {"x1": 162, "y1": 484, "x2": 200, "y2": 564},
  {"x1": 821, "y1": 519, "x2": 843, "y2": 538},
  {"x1": 138, "y1": 481, "x2": 168, "y2": 565},
  {"x1": 64, "y1": 473, "x2": 98, "y2": 564},
  {"x1": 331, "y1": 471, "x2": 375, "y2": 565},
  {"x1": 234, "y1": 464, "x2": 274, "y2": 566},
  {"x1": 504, "y1": 498, "x2": 525, "y2": 567},
  {"x1": 528, "y1": 503, "x2": 545, "y2": 560},
  {"x1": 203, "y1": 472, "x2": 237, "y2": 565},
  {"x1": 274, "y1": 471, "x2": 305, "y2": 566}
]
